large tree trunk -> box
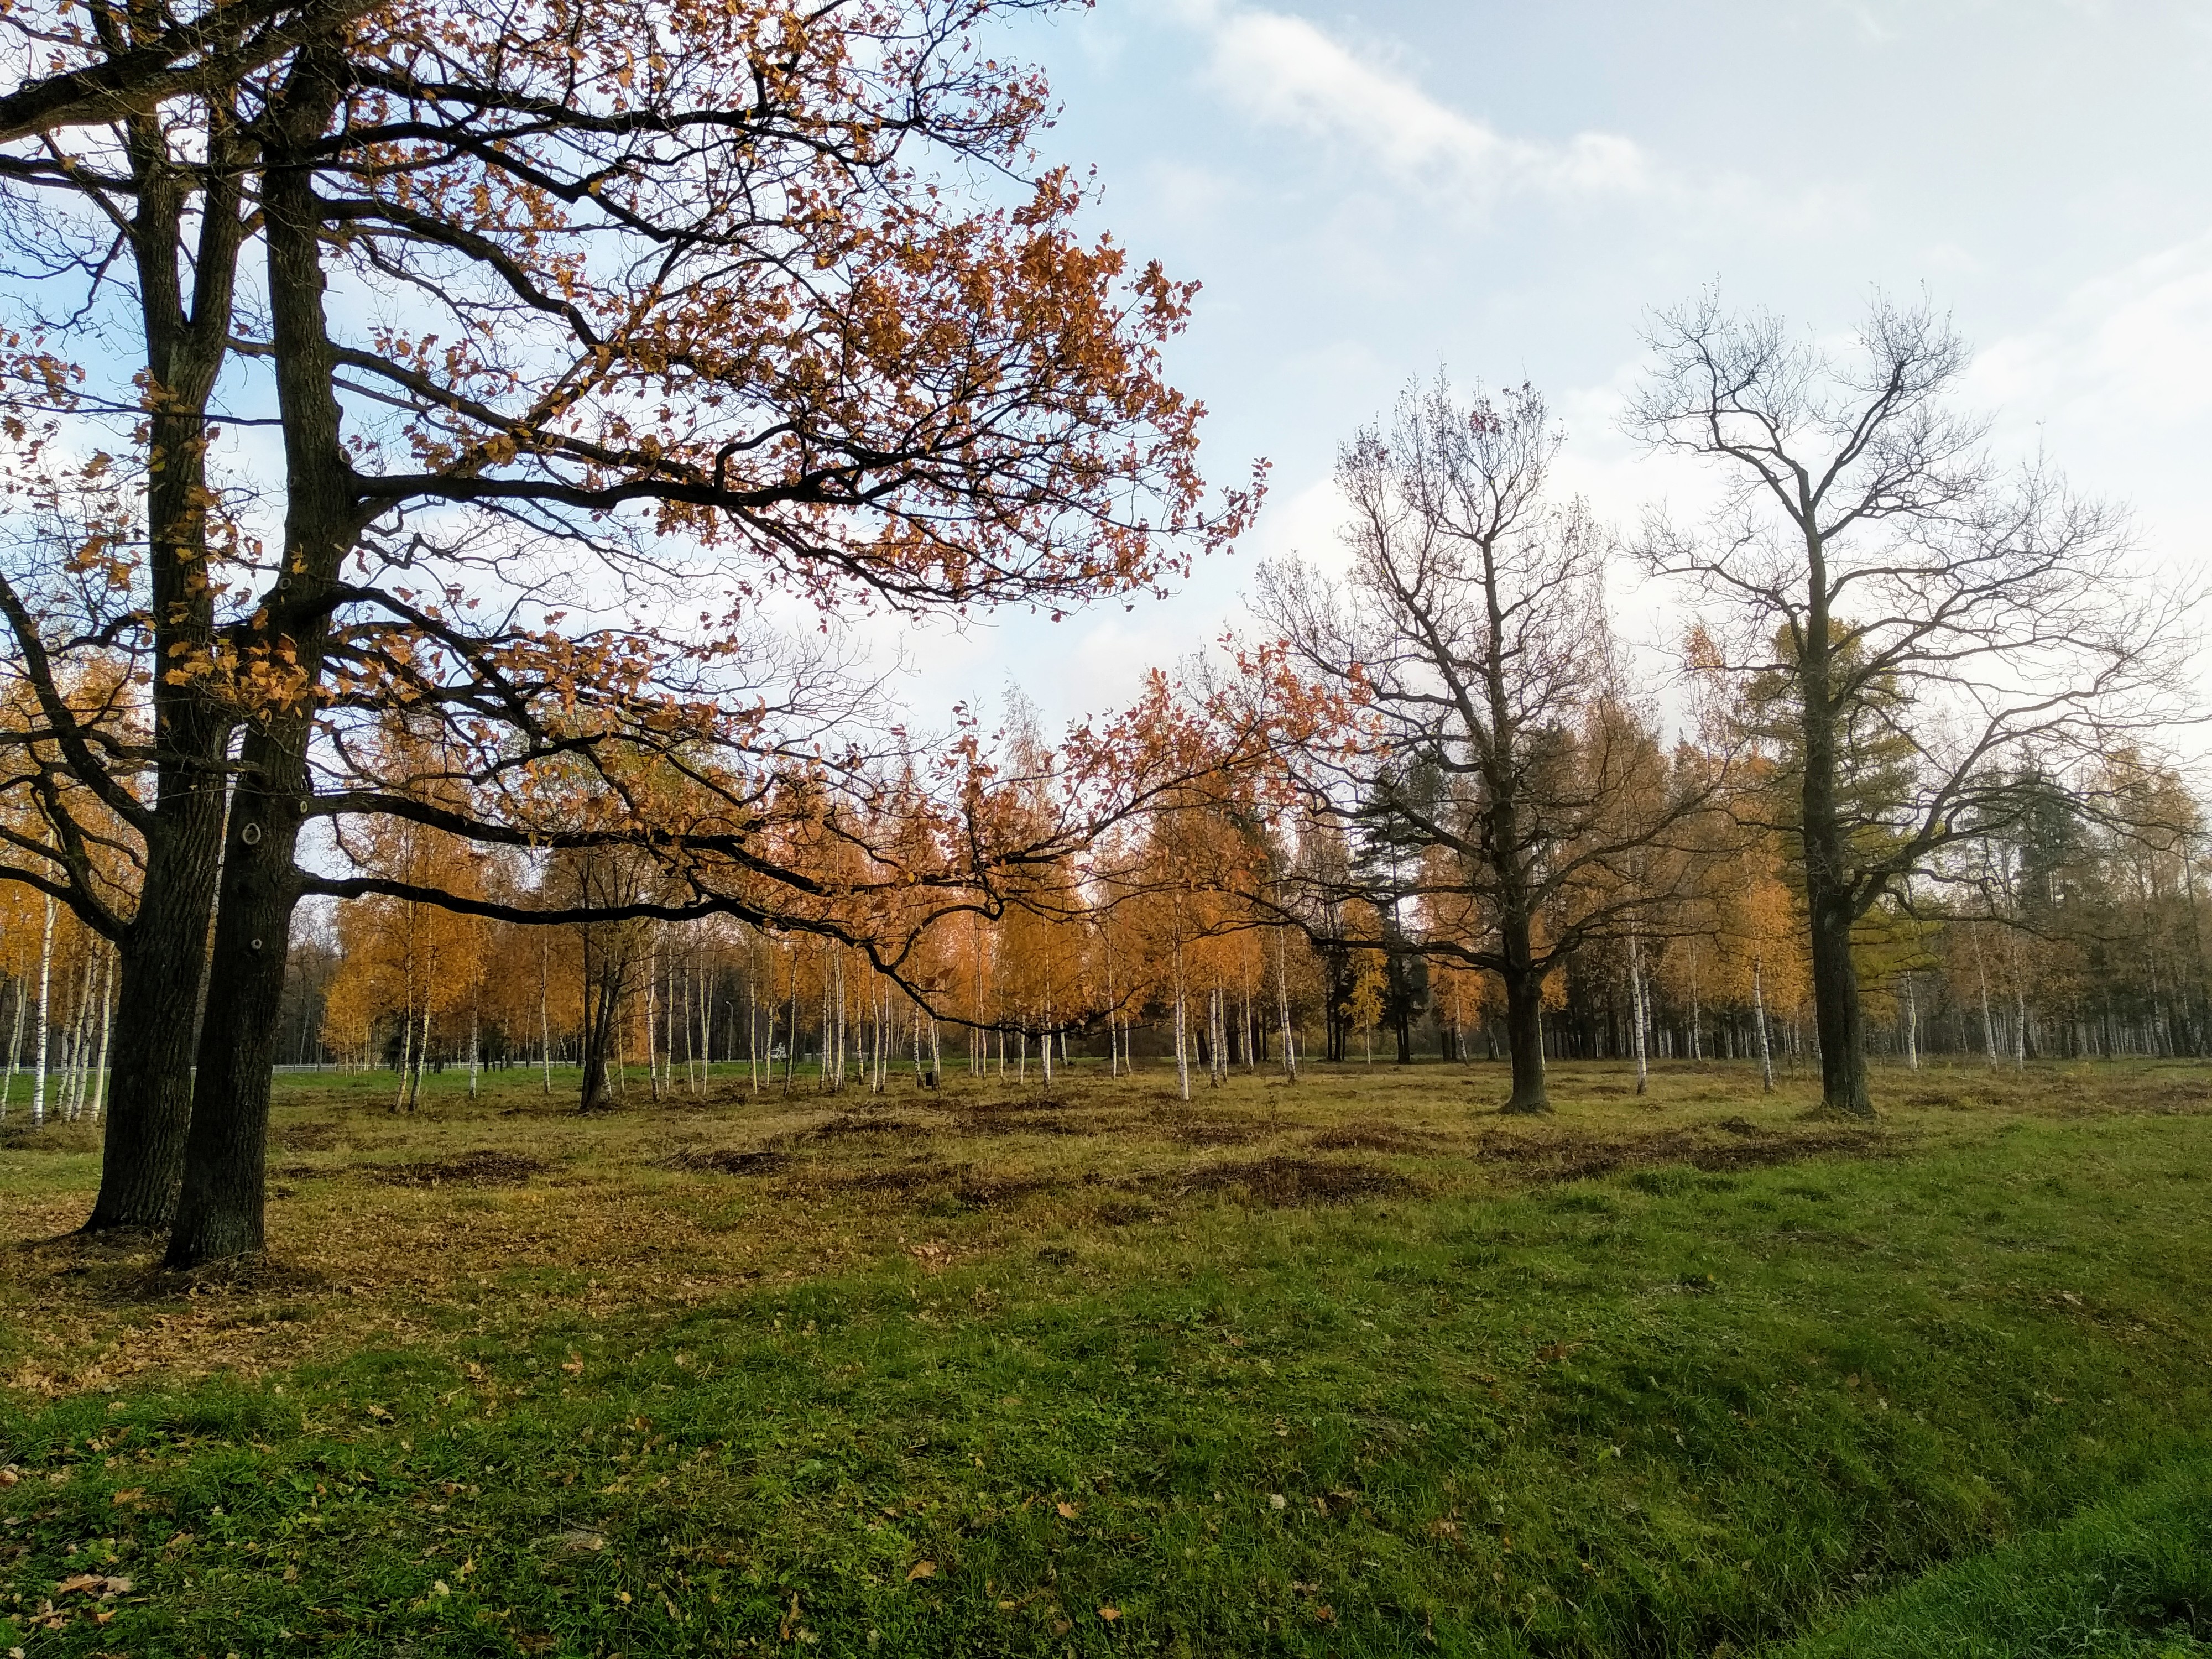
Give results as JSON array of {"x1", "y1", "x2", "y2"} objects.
[
  {"x1": 164, "y1": 731, "x2": 309, "y2": 1266},
  {"x1": 83, "y1": 769, "x2": 228, "y2": 1230},
  {"x1": 1798, "y1": 540, "x2": 1876, "y2": 1118},
  {"x1": 164, "y1": 49, "x2": 351, "y2": 1269},
  {"x1": 83, "y1": 100, "x2": 247, "y2": 1230},
  {"x1": 1805, "y1": 883, "x2": 1872, "y2": 1116},
  {"x1": 1500, "y1": 963, "x2": 1550, "y2": 1113}
]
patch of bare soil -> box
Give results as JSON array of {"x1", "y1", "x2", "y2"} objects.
[
  {"x1": 941, "y1": 1095, "x2": 1106, "y2": 1136},
  {"x1": 1090, "y1": 1197, "x2": 1155, "y2": 1226},
  {"x1": 1472, "y1": 1123, "x2": 1900, "y2": 1184},
  {"x1": 2084, "y1": 1078, "x2": 2212, "y2": 1117},
  {"x1": 810, "y1": 1114, "x2": 931, "y2": 1140},
  {"x1": 660, "y1": 1148, "x2": 788, "y2": 1176},
  {"x1": 1307, "y1": 1124, "x2": 1451, "y2": 1155},
  {"x1": 359, "y1": 1151, "x2": 549, "y2": 1187},
  {"x1": 1173, "y1": 1156, "x2": 1417, "y2": 1207},
  {"x1": 0, "y1": 1121, "x2": 97, "y2": 1153},
  {"x1": 275, "y1": 1120, "x2": 346, "y2": 1152},
  {"x1": 1165, "y1": 1117, "x2": 1272, "y2": 1148},
  {"x1": 828, "y1": 1157, "x2": 1060, "y2": 1209}
]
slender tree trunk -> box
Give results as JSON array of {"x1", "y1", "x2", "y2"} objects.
[
  {"x1": 2004, "y1": 926, "x2": 2030, "y2": 1069},
  {"x1": 540, "y1": 934, "x2": 552, "y2": 1095},
  {"x1": 2, "y1": 980, "x2": 18, "y2": 1121},
  {"x1": 1688, "y1": 957, "x2": 1703, "y2": 1061},
  {"x1": 1753, "y1": 953, "x2": 1775, "y2": 1095},
  {"x1": 1971, "y1": 924, "x2": 2000, "y2": 1071},
  {"x1": 1904, "y1": 973, "x2": 1921, "y2": 1071},
  {"x1": 59, "y1": 948, "x2": 86, "y2": 1122},
  {"x1": 87, "y1": 951, "x2": 114, "y2": 1124},
  {"x1": 782, "y1": 948, "x2": 797, "y2": 1096},
  {"x1": 1629, "y1": 933, "x2": 1650, "y2": 1097},
  {"x1": 393, "y1": 1009, "x2": 413, "y2": 1113},
  {"x1": 645, "y1": 941, "x2": 661, "y2": 1103},
  {"x1": 1173, "y1": 943, "x2": 1191, "y2": 1103},
  {"x1": 1276, "y1": 927, "x2": 1298, "y2": 1083},
  {"x1": 31, "y1": 892, "x2": 54, "y2": 1128},
  {"x1": 408, "y1": 974, "x2": 433, "y2": 1112}
]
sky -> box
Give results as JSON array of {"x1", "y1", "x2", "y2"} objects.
[{"x1": 873, "y1": 0, "x2": 2212, "y2": 732}]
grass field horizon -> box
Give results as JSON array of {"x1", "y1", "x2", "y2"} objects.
[{"x1": 5, "y1": 1056, "x2": 2210, "y2": 1656}]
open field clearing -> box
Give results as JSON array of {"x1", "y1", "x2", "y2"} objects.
[{"x1": 4, "y1": 1059, "x2": 2211, "y2": 1657}]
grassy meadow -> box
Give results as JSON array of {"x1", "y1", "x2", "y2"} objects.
[{"x1": 2, "y1": 1055, "x2": 2210, "y2": 1657}]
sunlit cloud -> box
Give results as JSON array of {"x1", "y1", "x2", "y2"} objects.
[{"x1": 1171, "y1": 0, "x2": 1655, "y2": 201}]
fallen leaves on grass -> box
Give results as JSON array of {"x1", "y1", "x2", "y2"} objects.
[
  {"x1": 53, "y1": 1573, "x2": 131, "y2": 1597},
  {"x1": 907, "y1": 1560, "x2": 937, "y2": 1581}
]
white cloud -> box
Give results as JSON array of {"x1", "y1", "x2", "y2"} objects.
[
  {"x1": 1174, "y1": 0, "x2": 1653, "y2": 201},
  {"x1": 1972, "y1": 232, "x2": 2212, "y2": 430}
]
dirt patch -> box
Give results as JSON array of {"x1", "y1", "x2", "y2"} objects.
[
  {"x1": 0, "y1": 1125, "x2": 86, "y2": 1153},
  {"x1": 1173, "y1": 1156, "x2": 1417, "y2": 1207},
  {"x1": 953, "y1": 1092, "x2": 1079, "y2": 1117},
  {"x1": 941, "y1": 1096, "x2": 1103, "y2": 1137},
  {"x1": 1472, "y1": 1123, "x2": 1900, "y2": 1185},
  {"x1": 2074, "y1": 1078, "x2": 2212, "y2": 1118},
  {"x1": 830, "y1": 1157, "x2": 1060, "y2": 1209},
  {"x1": 660, "y1": 1148, "x2": 788, "y2": 1177},
  {"x1": 810, "y1": 1115, "x2": 931, "y2": 1140},
  {"x1": 359, "y1": 1151, "x2": 549, "y2": 1188},
  {"x1": 1165, "y1": 1117, "x2": 1272, "y2": 1148},
  {"x1": 1307, "y1": 1124, "x2": 1450, "y2": 1155},
  {"x1": 275, "y1": 1120, "x2": 346, "y2": 1152},
  {"x1": 992, "y1": 1113, "x2": 1105, "y2": 1138}
]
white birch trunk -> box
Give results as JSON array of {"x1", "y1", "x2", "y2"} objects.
[
  {"x1": 1173, "y1": 943, "x2": 1191, "y2": 1102},
  {"x1": 1752, "y1": 952, "x2": 1774, "y2": 1095},
  {"x1": 540, "y1": 934, "x2": 553, "y2": 1095},
  {"x1": 2, "y1": 978, "x2": 20, "y2": 1120},
  {"x1": 1972, "y1": 924, "x2": 2000, "y2": 1070},
  {"x1": 88, "y1": 945, "x2": 114, "y2": 1122},
  {"x1": 30, "y1": 892, "x2": 54, "y2": 1126},
  {"x1": 1904, "y1": 973, "x2": 1921, "y2": 1071},
  {"x1": 1629, "y1": 933, "x2": 1649, "y2": 1097}
]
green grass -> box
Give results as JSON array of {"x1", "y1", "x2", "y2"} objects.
[
  {"x1": 3, "y1": 1060, "x2": 2210, "y2": 1656},
  {"x1": 1780, "y1": 1454, "x2": 2212, "y2": 1657}
]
